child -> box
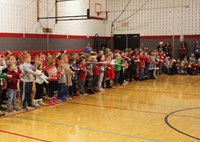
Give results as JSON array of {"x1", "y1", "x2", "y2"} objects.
[
  {"x1": 0, "y1": 56, "x2": 8, "y2": 111},
  {"x1": 187, "y1": 61, "x2": 195, "y2": 75},
  {"x1": 149, "y1": 50, "x2": 157, "y2": 79},
  {"x1": 63, "y1": 54, "x2": 74, "y2": 99},
  {"x1": 97, "y1": 55, "x2": 106, "y2": 91},
  {"x1": 86, "y1": 54, "x2": 95, "y2": 94},
  {"x1": 34, "y1": 64, "x2": 49, "y2": 106},
  {"x1": 92, "y1": 56, "x2": 99, "y2": 92},
  {"x1": 105, "y1": 54, "x2": 114, "y2": 88},
  {"x1": 144, "y1": 52, "x2": 151, "y2": 79},
  {"x1": 178, "y1": 61, "x2": 187, "y2": 75},
  {"x1": 69, "y1": 57, "x2": 80, "y2": 96},
  {"x1": 57, "y1": 59, "x2": 67, "y2": 102},
  {"x1": 47, "y1": 58, "x2": 60, "y2": 105},
  {"x1": 114, "y1": 54, "x2": 123, "y2": 85},
  {"x1": 21, "y1": 53, "x2": 41, "y2": 110},
  {"x1": 138, "y1": 51, "x2": 145, "y2": 81},
  {"x1": 6, "y1": 63, "x2": 21, "y2": 113},
  {"x1": 78, "y1": 58, "x2": 87, "y2": 95},
  {"x1": 189, "y1": 53, "x2": 197, "y2": 64},
  {"x1": 128, "y1": 52, "x2": 139, "y2": 81}
]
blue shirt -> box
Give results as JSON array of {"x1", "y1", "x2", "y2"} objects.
[{"x1": 84, "y1": 47, "x2": 92, "y2": 53}]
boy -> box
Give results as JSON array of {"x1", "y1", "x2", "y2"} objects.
[{"x1": 6, "y1": 63, "x2": 21, "y2": 113}]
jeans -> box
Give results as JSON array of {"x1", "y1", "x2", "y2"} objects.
[
  {"x1": 79, "y1": 78, "x2": 85, "y2": 94},
  {"x1": 58, "y1": 83, "x2": 66, "y2": 100},
  {"x1": 144, "y1": 65, "x2": 149, "y2": 77},
  {"x1": 22, "y1": 82, "x2": 33, "y2": 107},
  {"x1": 114, "y1": 71, "x2": 120, "y2": 84},
  {"x1": 7, "y1": 89, "x2": 18, "y2": 111},
  {"x1": 139, "y1": 68, "x2": 144, "y2": 80}
]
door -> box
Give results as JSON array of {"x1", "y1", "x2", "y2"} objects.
[
  {"x1": 128, "y1": 34, "x2": 140, "y2": 50},
  {"x1": 114, "y1": 35, "x2": 126, "y2": 50}
]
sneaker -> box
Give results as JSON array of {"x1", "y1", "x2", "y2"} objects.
[
  {"x1": 99, "y1": 88, "x2": 105, "y2": 92},
  {"x1": 57, "y1": 99, "x2": 63, "y2": 103},
  {"x1": 61, "y1": 97, "x2": 67, "y2": 102},
  {"x1": 52, "y1": 98, "x2": 58, "y2": 104},
  {"x1": 0, "y1": 107, "x2": 6, "y2": 111},
  {"x1": 14, "y1": 108, "x2": 20, "y2": 112},
  {"x1": 49, "y1": 98, "x2": 55, "y2": 105},
  {"x1": 27, "y1": 105, "x2": 37, "y2": 109},
  {"x1": 22, "y1": 106, "x2": 28, "y2": 111},
  {"x1": 6, "y1": 110, "x2": 12, "y2": 114},
  {"x1": 38, "y1": 99, "x2": 47, "y2": 106},
  {"x1": 67, "y1": 97, "x2": 72, "y2": 100},
  {"x1": 0, "y1": 113, "x2": 5, "y2": 117}
]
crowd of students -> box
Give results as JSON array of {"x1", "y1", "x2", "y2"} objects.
[{"x1": 0, "y1": 40, "x2": 200, "y2": 117}]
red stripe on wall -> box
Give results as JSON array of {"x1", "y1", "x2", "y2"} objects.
[
  {"x1": 0, "y1": 33, "x2": 23, "y2": 38},
  {"x1": 0, "y1": 32, "x2": 200, "y2": 40},
  {"x1": 184, "y1": 35, "x2": 200, "y2": 38}
]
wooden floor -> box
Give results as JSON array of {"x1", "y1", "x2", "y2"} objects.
[{"x1": 0, "y1": 75, "x2": 199, "y2": 142}]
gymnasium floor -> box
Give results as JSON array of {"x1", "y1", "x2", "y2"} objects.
[{"x1": 0, "y1": 75, "x2": 199, "y2": 142}]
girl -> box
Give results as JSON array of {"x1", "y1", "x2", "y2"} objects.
[
  {"x1": 97, "y1": 55, "x2": 106, "y2": 91},
  {"x1": 149, "y1": 50, "x2": 157, "y2": 79},
  {"x1": 47, "y1": 58, "x2": 60, "y2": 105},
  {"x1": 57, "y1": 59, "x2": 67, "y2": 102},
  {"x1": 63, "y1": 54, "x2": 74, "y2": 99},
  {"x1": 92, "y1": 56, "x2": 99, "y2": 92},
  {"x1": 105, "y1": 54, "x2": 114, "y2": 88},
  {"x1": 34, "y1": 64, "x2": 49, "y2": 106}
]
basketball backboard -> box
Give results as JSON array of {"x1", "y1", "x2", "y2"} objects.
[{"x1": 87, "y1": 0, "x2": 108, "y2": 20}]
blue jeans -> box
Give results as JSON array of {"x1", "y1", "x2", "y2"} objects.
[
  {"x1": 114, "y1": 71, "x2": 120, "y2": 84},
  {"x1": 7, "y1": 89, "x2": 18, "y2": 111},
  {"x1": 58, "y1": 83, "x2": 67, "y2": 100},
  {"x1": 139, "y1": 68, "x2": 144, "y2": 80}
]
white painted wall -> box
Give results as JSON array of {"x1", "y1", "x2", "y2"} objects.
[
  {"x1": 106, "y1": 0, "x2": 200, "y2": 36},
  {"x1": 0, "y1": 0, "x2": 199, "y2": 37},
  {"x1": 0, "y1": 0, "x2": 106, "y2": 36}
]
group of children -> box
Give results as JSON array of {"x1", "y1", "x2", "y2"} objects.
[{"x1": 0, "y1": 43, "x2": 199, "y2": 116}]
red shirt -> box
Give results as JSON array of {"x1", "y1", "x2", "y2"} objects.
[
  {"x1": 180, "y1": 46, "x2": 187, "y2": 55},
  {"x1": 159, "y1": 53, "x2": 166, "y2": 63},
  {"x1": 93, "y1": 64, "x2": 99, "y2": 76},
  {"x1": 79, "y1": 64, "x2": 87, "y2": 79},
  {"x1": 139, "y1": 56, "x2": 145, "y2": 69},
  {"x1": 7, "y1": 70, "x2": 20, "y2": 89}
]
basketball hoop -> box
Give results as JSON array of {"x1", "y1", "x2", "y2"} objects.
[
  {"x1": 88, "y1": 0, "x2": 108, "y2": 20},
  {"x1": 96, "y1": 12, "x2": 101, "y2": 16}
]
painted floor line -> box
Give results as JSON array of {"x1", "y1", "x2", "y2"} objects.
[{"x1": 0, "y1": 129, "x2": 51, "y2": 142}]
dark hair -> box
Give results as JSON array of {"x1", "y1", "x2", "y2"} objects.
[{"x1": 69, "y1": 57, "x2": 76, "y2": 63}]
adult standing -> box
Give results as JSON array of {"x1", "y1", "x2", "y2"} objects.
[
  {"x1": 179, "y1": 41, "x2": 188, "y2": 60},
  {"x1": 84, "y1": 42, "x2": 93, "y2": 53},
  {"x1": 157, "y1": 40, "x2": 165, "y2": 52},
  {"x1": 194, "y1": 40, "x2": 200, "y2": 59},
  {"x1": 164, "y1": 41, "x2": 172, "y2": 57}
]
